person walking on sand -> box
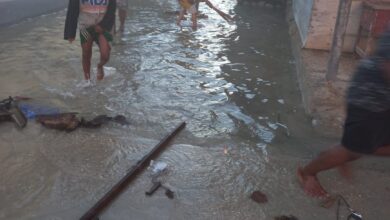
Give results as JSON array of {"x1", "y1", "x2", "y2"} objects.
[
  {"x1": 177, "y1": 0, "x2": 233, "y2": 30},
  {"x1": 297, "y1": 30, "x2": 390, "y2": 198},
  {"x1": 117, "y1": 0, "x2": 128, "y2": 32},
  {"x1": 64, "y1": 0, "x2": 116, "y2": 82}
]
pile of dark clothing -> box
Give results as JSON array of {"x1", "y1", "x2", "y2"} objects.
[
  {"x1": 36, "y1": 113, "x2": 129, "y2": 132},
  {"x1": 0, "y1": 97, "x2": 129, "y2": 132}
]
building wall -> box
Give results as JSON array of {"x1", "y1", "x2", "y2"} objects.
[
  {"x1": 292, "y1": 0, "x2": 314, "y2": 46},
  {"x1": 294, "y1": 0, "x2": 364, "y2": 52}
]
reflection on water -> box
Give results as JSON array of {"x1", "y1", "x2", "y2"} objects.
[{"x1": 1, "y1": 0, "x2": 389, "y2": 220}]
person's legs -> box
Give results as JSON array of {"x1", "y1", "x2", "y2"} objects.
[
  {"x1": 118, "y1": 8, "x2": 127, "y2": 32},
  {"x1": 97, "y1": 33, "x2": 111, "y2": 81},
  {"x1": 81, "y1": 38, "x2": 94, "y2": 80},
  {"x1": 177, "y1": 8, "x2": 186, "y2": 26},
  {"x1": 297, "y1": 145, "x2": 361, "y2": 197},
  {"x1": 374, "y1": 145, "x2": 390, "y2": 156},
  {"x1": 191, "y1": 12, "x2": 197, "y2": 30}
]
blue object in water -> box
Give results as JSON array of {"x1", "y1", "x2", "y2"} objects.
[{"x1": 19, "y1": 103, "x2": 60, "y2": 119}]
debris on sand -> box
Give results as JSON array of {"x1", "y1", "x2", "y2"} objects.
[
  {"x1": 36, "y1": 113, "x2": 80, "y2": 132},
  {"x1": 36, "y1": 113, "x2": 129, "y2": 132},
  {"x1": 274, "y1": 215, "x2": 299, "y2": 220},
  {"x1": 165, "y1": 189, "x2": 174, "y2": 199},
  {"x1": 81, "y1": 115, "x2": 129, "y2": 128},
  {"x1": 250, "y1": 190, "x2": 268, "y2": 204}
]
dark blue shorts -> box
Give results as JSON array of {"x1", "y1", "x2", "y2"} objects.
[{"x1": 342, "y1": 105, "x2": 390, "y2": 154}]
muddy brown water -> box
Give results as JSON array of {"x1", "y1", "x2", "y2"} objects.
[{"x1": 0, "y1": 0, "x2": 389, "y2": 219}]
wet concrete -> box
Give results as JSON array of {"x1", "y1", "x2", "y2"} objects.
[{"x1": 0, "y1": 0, "x2": 389, "y2": 219}]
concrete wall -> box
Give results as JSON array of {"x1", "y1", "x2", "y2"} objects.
[
  {"x1": 0, "y1": 0, "x2": 68, "y2": 27},
  {"x1": 293, "y1": 0, "x2": 363, "y2": 52},
  {"x1": 292, "y1": 0, "x2": 314, "y2": 47}
]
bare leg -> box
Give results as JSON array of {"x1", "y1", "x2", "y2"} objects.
[
  {"x1": 337, "y1": 145, "x2": 390, "y2": 180},
  {"x1": 118, "y1": 9, "x2": 127, "y2": 32},
  {"x1": 297, "y1": 145, "x2": 361, "y2": 197},
  {"x1": 374, "y1": 145, "x2": 390, "y2": 156},
  {"x1": 191, "y1": 13, "x2": 197, "y2": 30},
  {"x1": 81, "y1": 38, "x2": 94, "y2": 80},
  {"x1": 177, "y1": 9, "x2": 186, "y2": 26},
  {"x1": 97, "y1": 34, "x2": 111, "y2": 81}
]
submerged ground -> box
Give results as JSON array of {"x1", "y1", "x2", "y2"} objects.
[{"x1": 0, "y1": 0, "x2": 389, "y2": 219}]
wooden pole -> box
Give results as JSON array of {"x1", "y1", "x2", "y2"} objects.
[
  {"x1": 80, "y1": 122, "x2": 186, "y2": 220},
  {"x1": 326, "y1": 0, "x2": 352, "y2": 81}
]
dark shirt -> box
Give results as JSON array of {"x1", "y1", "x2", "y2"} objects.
[{"x1": 347, "y1": 57, "x2": 390, "y2": 112}]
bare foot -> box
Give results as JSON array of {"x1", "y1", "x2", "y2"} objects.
[
  {"x1": 297, "y1": 167, "x2": 328, "y2": 198},
  {"x1": 97, "y1": 66, "x2": 104, "y2": 81},
  {"x1": 84, "y1": 72, "x2": 91, "y2": 81}
]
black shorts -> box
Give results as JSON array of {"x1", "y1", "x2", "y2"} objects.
[{"x1": 342, "y1": 105, "x2": 390, "y2": 154}]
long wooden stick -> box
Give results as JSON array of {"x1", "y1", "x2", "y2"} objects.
[
  {"x1": 204, "y1": 0, "x2": 233, "y2": 23},
  {"x1": 80, "y1": 122, "x2": 186, "y2": 220}
]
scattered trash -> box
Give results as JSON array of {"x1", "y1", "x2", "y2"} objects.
[
  {"x1": 319, "y1": 195, "x2": 363, "y2": 220},
  {"x1": 145, "y1": 182, "x2": 162, "y2": 196},
  {"x1": 164, "y1": 188, "x2": 174, "y2": 199},
  {"x1": 81, "y1": 115, "x2": 129, "y2": 128},
  {"x1": 1, "y1": 97, "x2": 130, "y2": 132},
  {"x1": 0, "y1": 97, "x2": 27, "y2": 128},
  {"x1": 224, "y1": 146, "x2": 228, "y2": 155},
  {"x1": 250, "y1": 190, "x2": 268, "y2": 204},
  {"x1": 19, "y1": 103, "x2": 60, "y2": 119},
  {"x1": 149, "y1": 161, "x2": 168, "y2": 175},
  {"x1": 36, "y1": 113, "x2": 80, "y2": 132},
  {"x1": 145, "y1": 183, "x2": 175, "y2": 199},
  {"x1": 146, "y1": 160, "x2": 175, "y2": 199},
  {"x1": 36, "y1": 113, "x2": 130, "y2": 132},
  {"x1": 274, "y1": 215, "x2": 299, "y2": 220},
  {"x1": 333, "y1": 195, "x2": 363, "y2": 220}
]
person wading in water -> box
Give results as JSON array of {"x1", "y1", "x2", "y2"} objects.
[{"x1": 64, "y1": 0, "x2": 116, "y2": 82}]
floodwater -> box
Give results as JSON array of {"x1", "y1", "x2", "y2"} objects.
[{"x1": 0, "y1": 0, "x2": 389, "y2": 219}]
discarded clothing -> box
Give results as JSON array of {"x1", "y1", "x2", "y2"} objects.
[
  {"x1": 19, "y1": 103, "x2": 60, "y2": 119},
  {"x1": 0, "y1": 97, "x2": 27, "y2": 128},
  {"x1": 36, "y1": 113, "x2": 129, "y2": 132},
  {"x1": 36, "y1": 113, "x2": 80, "y2": 132},
  {"x1": 80, "y1": 115, "x2": 129, "y2": 128}
]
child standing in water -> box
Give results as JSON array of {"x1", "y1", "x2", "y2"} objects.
[
  {"x1": 117, "y1": 0, "x2": 128, "y2": 32},
  {"x1": 177, "y1": 0, "x2": 233, "y2": 30},
  {"x1": 64, "y1": 0, "x2": 116, "y2": 82}
]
